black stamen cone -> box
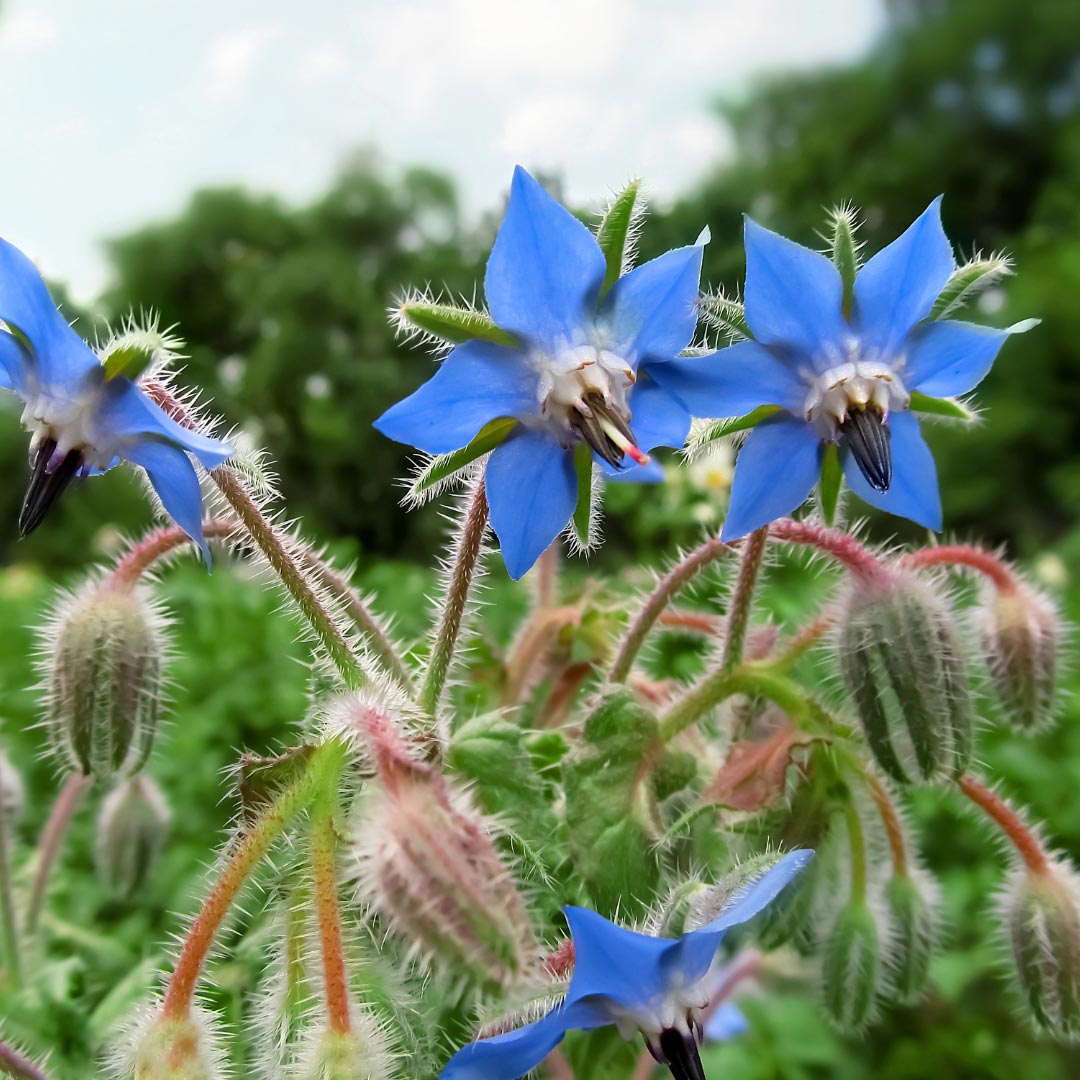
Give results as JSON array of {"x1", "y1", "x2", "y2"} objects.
[
  {"x1": 568, "y1": 391, "x2": 637, "y2": 469},
  {"x1": 658, "y1": 1028, "x2": 707, "y2": 1080},
  {"x1": 839, "y1": 408, "x2": 892, "y2": 493},
  {"x1": 19, "y1": 438, "x2": 84, "y2": 537}
]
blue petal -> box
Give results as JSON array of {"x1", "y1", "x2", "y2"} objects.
[
  {"x1": 600, "y1": 245, "x2": 703, "y2": 363},
  {"x1": 123, "y1": 439, "x2": 213, "y2": 565},
  {"x1": 484, "y1": 166, "x2": 606, "y2": 349},
  {"x1": 375, "y1": 341, "x2": 535, "y2": 455},
  {"x1": 440, "y1": 1000, "x2": 609, "y2": 1080},
  {"x1": 842, "y1": 410, "x2": 942, "y2": 530},
  {"x1": 742, "y1": 218, "x2": 847, "y2": 360},
  {"x1": 0, "y1": 330, "x2": 30, "y2": 394},
  {"x1": 563, "y1": 906, "x2": 674, "y2": 1010},
  {"x1": 853, "y1": 198, "x2": 954, "y2": 354},
  {"x1": 704, "y1": 1003, "x2": 749, "y2": 1043},
  {"x1": 903, "y1": 319, "x2": 1009, "y2": 397},
  {"x1": 486, "y1": 429, "x2": 577, "y2": 580},
  {"x1": 0, "y1": 237, "x2": 99, "y2": 388},
  {"x1": 667, "y1": 850, "x2": 813, "y2": 986},
  {"x1": 721, "y1": 416, "x2": 822, "y2": 541},
  {"x1": 647, "y1": 340, "x2": 805, "y2": 418},
  {"x1": 96, "y1": 380, "x2": 233, "y2": 469},
  {"x1": 603, "y1": 457, "x2": 666, "y2": 484},
  {"x1": 628, "y1": 374, "x2": 692, "y2": 452}
]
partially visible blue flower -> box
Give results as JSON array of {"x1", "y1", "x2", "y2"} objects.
[
  {"x1": 376, "y1": 166, "x2": 710, "y2": 579},
  {"x1": 0, "y1": 238, "x2": 232, "y2": 562},
  {"x1": 440, "y1": 849, "x2": 810, "y2": 1080},
  {"x1": 656, "y1": 200, "x2": 1026, "y2": 540}
]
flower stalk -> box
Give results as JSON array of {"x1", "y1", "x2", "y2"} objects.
[
  {"x1": 958, "y1": 774, "x2": 1049, "y2": 876},
  {"x1": 0, "y1": 1038, "x2": 50, "y2": 1080},
  {"x1": 310, "y1": 791, "x2": 351, "y2": 1036},
  {"x1": 720, "y1": 526, "x2": 769, "y2": 674},
  {"x1": 901, "y1": 544, "x2": 1018, "y2": 593}
]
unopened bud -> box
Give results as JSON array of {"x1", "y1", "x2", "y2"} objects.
[
  {"x1": 884, "y1": 870, "x2": 940, "y2": 1003},
  {"x1": 0, "y1": 749, "x2": 24, "y2": 826},
  {"x1": 112, "y1": 1002, "x2": 227, "y2": 1080},
  {"x1": 979, "y1": 583, "x2": 1060, "y2": 731},
  {"x1": 293, "y1": 1020, "x2": 394, "y2": 1080},
  {"x1": 837, "y1": 573, "x2": 974, "y2": 783},
  {"x1": 46, "y1": 584, "x2": 167, "y2": 780},
  {"x1": 96, "y1": 774, "x2": 171, "y2": 897},
  {"x1": 349, "y1": 696, "x2": 537, "y2": 988},
  {"x1": 1002, "y1": 862, "x2": 1080, "y2": 1040},
  {"x1": 822, "y1": 901, "x2": 881, "y2": 1033}
]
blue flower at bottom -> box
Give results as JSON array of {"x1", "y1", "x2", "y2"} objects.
[
  {"x1": 440, "y1": 850, "x2": 810, "y2": 1080},
  {"x1": 0, "y1": 237, "x2": 232, "y2": 562},
  {"x1": 376, "y1": 166, "x2": 711, "y2": 580},
  {"x1": 651, "y1": 199, "x2": 1026, "y2": 540}
]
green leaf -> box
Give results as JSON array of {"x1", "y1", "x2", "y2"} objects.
[
  {"x1": 563, "y1": 689, "x2": 664, "y2": 915},
  {"x1": 570, "y1": 441, "x2": 600, "y2": 552},
  {"x1": 596, "y1": 179, "x2": 643, "y2": 294},
  {"x1": 909, "y1": 391, "x2": 977, "y2": 421},
  {"x1": 825, "y1": 204, "x2": 861, "y2": 319},
  {"x1": 698, "y1": 290, "x2": 751, "y2": 341},
  {"x1": 929, "y1": 252, "x2": 1012, "y2": 320},
  {"x1": 407, "y1": 417, "x2": 519, "y2": 505},
  {"x1": 686, "y1": 405, "x2": 783, "y2": 457},
  {"x1": 396, "y1": 300, "x2": 520, "y2": 348},
  {"x1": 819, "y1": 443, "x2": 842, "y2": 525},
  {"x1": 102, "y1": 343, "x2": 155, "y2": 382}
]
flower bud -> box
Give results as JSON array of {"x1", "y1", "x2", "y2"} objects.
[
  {"x1": 95, "y1": 774, "x2": 171, "y2": 897},
  {"x1": 1001, "y1": 862, "x2": 1080, "y2": 1040},
  {"x1": 110, "y1": 1001, "x2": 228, "y2": 1080},
  {"x1": 822, "y1": 901, "x2": 881, "y2": 1033},
  {"x1": 884, "y1": 869, "x2": 940, "y2": 1003},
  {"x1": 46, "y1": 583, "x2": 167, "y2": 780},
  {"x1": 348, "y1": 695, "x2": 537, "y2": 988},
  {"x1": 837, "y1": 572, "x2": 974, "y2": 784},
  {"x1": 979, "y1": 583, "x2": 1060, "y2": 732},
  {"x1": 292, "y1": 1021, "x2": 394, "y2": 1080},
  {"x1": 0, "y1": 749, "x2": 24, "y2": 826}
]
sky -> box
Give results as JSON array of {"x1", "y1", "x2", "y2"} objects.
[{"x1": 0, "y1": 0, "x2": 885, "y2": 300}]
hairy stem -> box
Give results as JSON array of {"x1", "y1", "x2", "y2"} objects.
[
  {"x1": 108, "y1": 519, "x2": 237, "y2": 590},
  {"x1": 419, "y1": 481, "x2": 489, "y2": 718},
  {"x1": 769, "y1": 518, "x2": 887, "y2": 580},
  {"x1": 0, "y1": 771, "x2": 19, "y2": 986},
  {"x1": 0, "y1": 1039, "x2": 50, "y2": 1080},
  {"x1": 766, "y1": 607, "x2": 836, "y2": 672},
  {"x1": 843, "y1": 797, "x2": 868, "y2": 901},
  {"x1": 901, "y1": 545, "x2": 1018, "y2": 593},
  {"x1": 311, "y1": 800, "x2": 351, "y2": 1035},
  {"x1": 163, "y1": 740, "x2": 346, "y2": 1019},
  {"x1": 958, "y1": 774, "x2": 1049, "y2": 875},
  {"x1": 720, "y1": 526, "x2": 769, "y2": 674},
  {"x1": 866, "y1": 772, "x2": 908, "y2": 876},
  {"x1": 609, "y1": 534, "x2": 732, "y2": 682},
  {"x1": 25, "y1": 773, "x2": 93, "y2": 935}
]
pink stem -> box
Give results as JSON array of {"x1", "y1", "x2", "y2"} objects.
[
  {"x1": 26, "y1": 774, "x2": 93, "y2": 934},
  {"x1": 901, "y1": 545, "x2": 1018, "y2": 593},
  {"x1": 768, "y1": 518, "x2": 886, "y2": 581}
]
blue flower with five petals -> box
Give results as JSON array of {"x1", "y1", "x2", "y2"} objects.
[
  {"x1": 0, "y1": 237, "x2": 233, "y2": 562},
  {"x1": 440, "y1": 849, "x2": 810, "y2": 1080},
  {"x1": 376, "y1": 166, "x2": 709, "y2": 579},
  {"x1": 658, "y1": 200, "x2": 1026, "y2": 540}
]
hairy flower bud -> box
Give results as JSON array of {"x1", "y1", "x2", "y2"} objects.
[
  {"x1": 110, "y1": 1002, "x2": 228, "y2": 1080},
  {"x1": 884, "y1": 870, "x2": 940, "y2": 1003},
  {"x1": 46, "y1": 583, "x2": 168, "y2": 780},
  {"x1": 837, "y1": 573, "x2": 974, "y2": 783},
  {"x1": 822, "y1": 901, "x2": 881, "y2": 1033},
  {"x1": 347, "y1": 695, "x2": 537, "y2": 987},
  {"x1": 1001, "y1": 862, "x2": 1080, "y2": 1040},
  {"x1": 292, "y1": 1021, "x2": 394, "y2": 1080},
  {"x1": 95, "y1": 774, "x2": 171, "y2": 897},
  {"x1": 0, "y1": 749, "x2": 23, "y2": 826},
  {"x1": 979, "y1": 583, "x2": 1060, "y2": 731}
]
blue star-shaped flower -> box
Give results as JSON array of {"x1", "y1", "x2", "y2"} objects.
[
  {"x1": 376, "y1": 166, "x2": 708, "y2": 579},
  {"x1": 0, "y1": 237, "x2": 232, "y2": 562},
  {"x1": 440, "y1": 849, "x2": 810, "y2": 1080},
  {"x1": 653, "y1": 200, "x2": 1023, "y2": 540}
]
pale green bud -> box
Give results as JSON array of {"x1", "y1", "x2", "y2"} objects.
[
  {"x1": 0, "y1": 748, "x2": 23, "y2": 826},
  {"x1": 885, "y1": 870, "x2": 940, "y2": 1003},
  {"x1": 822, "y1": 902, "x2": 881, "y2": 1033},
  {"x1": 95, "y1": 774, "x2": 171, "y2": 897}
]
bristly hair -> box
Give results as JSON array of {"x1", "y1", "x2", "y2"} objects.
[
  {"x1": 93, "y1": 309, "x2": 188, "y2": 380},
  {"x1": 388, "y1": 284, "x2": 493, "y2": 358},
  {"x1": 593, "y1": 177, "x2": 647, "y2": 279},
  {"x1": 563, "y1": 463, "x2": 604, "y2": 557}
]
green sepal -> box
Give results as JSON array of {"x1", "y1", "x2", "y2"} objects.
[
  {"x1": 397, "y1": 301, "x2": 520, "y2": 348},
  {"x1": 819, "y1": 443, "x2": 842, "y2": 525},
  {"x1": 235, "y1": 743, "x2": 317, "y2": 825},
  {"x1": 408, "y1": 417, "x2": 519, "y2": 503},
  {"x1": 929, "y1": 253, "x2": 1012, "y2": 320},
  {"x1": 596, "y1": 179, "x2": 643, "y2": 294},
  {"x1": 687, "y1": 405, "x2": 783, "y2": 456},
  {"x1": 825, "y1": 204, "x2": 860, "y2": 320},
  {"x1": 698, "y1": 290, "x2": 751, "y2": 340},
  {"x1": 909, "y1": 391, "x2": 976, "y2": 422},
  {"x1": 571, "y1": 441, "x2": 599, "y2": 551},
  {"x1": 102, "y1": 343, "x2": 156, "y2": 382}
]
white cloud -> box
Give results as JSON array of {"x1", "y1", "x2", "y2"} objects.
[
  {"x1": 202, "y1": 26, "x2": 278, "y2": 102},
  {"x1": 0, "y1": 10, "x2": 59, "y2": 51}
]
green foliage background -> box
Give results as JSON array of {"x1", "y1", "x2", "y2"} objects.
[{"x1": 3, "y1": 0, "x2": 1080, "y2": 1076}]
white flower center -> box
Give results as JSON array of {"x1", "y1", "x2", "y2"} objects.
[
  {"x1": 535, "y1": 343, "x2": 635, "y2": 438},
  {"x1": 605, "y1": 972, "x2": 712, "y2": 1043},
  {"x1": 19, "y1": 379, "x2": 113, "y2": 472}
]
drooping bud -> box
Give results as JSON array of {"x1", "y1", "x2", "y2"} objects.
[
  {"x1": 342, "y1": 693, "x2": 538, "y2": 988},
  {"x1": 1001, "y1": 861, "x2": 1080, "y2": 1040},
  {"x1": 821, "y1": 901, "x2": 882, "y2": 1033},
  {"x1": 884, "y1": 869, "x2": 941, "y2": 1003},
  {"x1": 978, "y1": 582, "x2": 1060, "y2": 731},
  {"x1": 0, "y1": 749, "x2": 24, "y2": 827},
  {"x1": 45, "y1": 582, "x2": 168, "y2": 780},
  {"x1": 292, "y1": 1020, "x2": 395, "y2": 1080},
  {"x1": 95, "y1": 774, "x2": 171, "y2": 897},
  {"x1": 837, "y1": 572, "x2": 974, "y2": 783},
  {"x1": 110, "y1": 1001, "x2": 228, "y2": 1080}
]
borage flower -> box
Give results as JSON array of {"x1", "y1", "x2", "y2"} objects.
[
  {"x1": 663, "y1": 200, "x2": 1031, "y2": 540},
  {"x1": 376, "y1": 166, "x2": 711, "y2": 579},
  {"x1": 0, "y1": 238, "x2": 232, "y2": 562},
  {"x1": 441, "y1": 849, "x2": 810, "y2": 1080}
]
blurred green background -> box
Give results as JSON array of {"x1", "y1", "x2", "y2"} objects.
[{"x1": 3, "y1": 0, "x2": 1080, "y2": 1076}]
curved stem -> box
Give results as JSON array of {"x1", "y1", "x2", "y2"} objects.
[
  {"x1": 311, "y1": 801, "x2": 351, "y2": 1036},
  {"x1": 719, "y1": 526, "x2": 769, "y2": 674},
  {"x1": 843, "y1": 797, "x2": 868, "y2": 902},
  {"x1": 609, "y1": 534, "x2": 732, "y2": 682},
  {"x1": 866, "y1": 772, "x2": 908, "y2": 876},
  {"x1": 0, "y1": 1038, "x2": 50, "y2": 1080},
  {"x1": 901, "y1": 545, "x2": 1018, "y2": 593},
  {"x1": 958, "y1": 774, "x2": 1048, "y2": 875},
  {"x1": 419, "y1": 481, "x2": 489, "y2": 718},
  {"x1": 766, "y1": 607, "x2": 836, "y2": 673},
  {"x1": 769, "y1": 518, "x2": 887, "y2": 581},
  {"x1": 108, "y1": 519, "x2": 237, "y2": 590},
  {"x1": 25, "y1": 774, "x2": 93, "y2": 935}
]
